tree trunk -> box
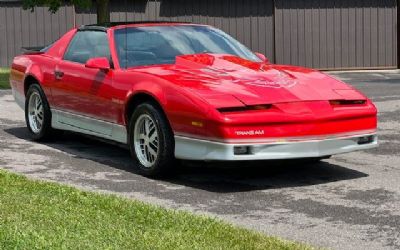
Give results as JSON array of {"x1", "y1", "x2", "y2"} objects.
[{"x1": 96, "y1": 0, "x2": 110, "y2": 24}]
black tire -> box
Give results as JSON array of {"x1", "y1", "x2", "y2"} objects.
[
  {"x1": 25, "y1": 83, "x2": 55, "y2": 141},
  {"x1": 128, "y1": 102, "x2": 176, "y2": 177}
]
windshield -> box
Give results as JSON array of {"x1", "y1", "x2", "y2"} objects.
[{"x1": 114, "y1": 25, "x2": 261, "y2": 68}]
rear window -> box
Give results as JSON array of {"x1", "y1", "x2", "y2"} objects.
[{"x1": 40, "y1": 42, "x2": 54, "y2": 52}]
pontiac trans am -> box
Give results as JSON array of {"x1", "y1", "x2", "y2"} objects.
[{"x1": 10, "y1": 22, "x2": 378, "y2": 176}]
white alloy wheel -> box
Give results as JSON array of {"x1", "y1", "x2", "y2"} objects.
[
  {"x1": 27, "y1": 91, "x2": 44, "y2": 134},
  {"x1": 133, "y1": 114, "x2": 159, "y2": 168}
]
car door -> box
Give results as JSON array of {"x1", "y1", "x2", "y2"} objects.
[{"x1": 51, "y1": 30, "x2": 118, "y2": 136}]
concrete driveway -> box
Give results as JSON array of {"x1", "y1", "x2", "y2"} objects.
[{"x1": 1, "y1": 71, "x2": 399, "y2": 250}]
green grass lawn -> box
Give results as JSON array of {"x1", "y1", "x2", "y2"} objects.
[
  {"x1": 0, "y1": 68, "x2": 10, "y2": 89},
  {"x1": 0, "y1": 170, "x2": 311, "y2": 250}
]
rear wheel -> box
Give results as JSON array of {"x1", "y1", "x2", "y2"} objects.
[
  {"x1": 25, "y1": 84, "x2": 55, "y2": 141},
  {"x1": 128, "y1": 102, "x2": 176, "y2": 177}
]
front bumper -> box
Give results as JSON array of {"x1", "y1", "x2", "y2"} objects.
[{"x1": 174, "y1": 132, "x2": 378, "y2": 160}]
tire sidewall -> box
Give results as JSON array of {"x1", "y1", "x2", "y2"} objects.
[
  {"x1": 25, "y1": 84, "x2": 52, "y2": 140},
  {"x1": 128, "y1": 103, "x2": 175, "y2": 177}
]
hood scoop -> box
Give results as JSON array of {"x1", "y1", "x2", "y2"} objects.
[
  {"x1": 163, "y1": 53, "x2": 358, "y2": 106},
  {"x1": 175, "y1": 53, "x2": 267, "y2": 72},
  {"x1": 175, "y1": 53, "x2": 299, "y2": 89}
]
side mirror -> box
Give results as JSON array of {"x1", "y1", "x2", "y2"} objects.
[
  {"x1": 85, "y1": 57, "x2": 110, "y2": 71},
  {"x1": 255, "y1": 52, "x2": 269, "y2": 63}
]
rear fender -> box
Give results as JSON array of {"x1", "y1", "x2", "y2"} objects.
[
  {"x1": 26, "y1": 64, "x2": 54, "y2": 94},
  {"x1": 24, "y1": 64, "x2": 54, "y2": 105},
  {"x1": 25, "y1": 64, "x2": 44, "y2": 87}
]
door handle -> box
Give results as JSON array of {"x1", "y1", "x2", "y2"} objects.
[{"x1": 54, "y1": 70, "x2": 64, "y2": 80}]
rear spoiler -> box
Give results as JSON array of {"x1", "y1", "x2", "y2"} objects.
[{"x1": 22, "y1": 46, "x2": 45, "y2": 55}]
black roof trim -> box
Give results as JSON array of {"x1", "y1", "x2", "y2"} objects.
[
  {"x1": 78, "y1": 21, "x2": 192, "y2": 31},
  {"x1": 77, "y1": 25, "x2": 108, "y2": 32}
]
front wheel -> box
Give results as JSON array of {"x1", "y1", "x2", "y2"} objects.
[{"x1": 128, "y1": 102, "x2": 176, "y2": 177}]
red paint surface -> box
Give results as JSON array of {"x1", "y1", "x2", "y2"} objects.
[{"x1": 10, "y1": 23, "x2": 377, "y2": 142}]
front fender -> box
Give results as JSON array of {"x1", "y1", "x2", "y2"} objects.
[
  {"x1": 121, "y1": 81, "x2": 167, "y2": 125},
  {"x1": 127, "y1": 80, "x2": 168, "y2": 106}
]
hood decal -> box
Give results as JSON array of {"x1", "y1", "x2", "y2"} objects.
[
  {"x1": 231, "y1": 71, "x2": 298, "y2": 89},
  {"x1": 175, "y1": 53, "x2": 298, "y2": 89},
  {"x1": 132, "y1": 53, "x2": 356, "y2": 106}
]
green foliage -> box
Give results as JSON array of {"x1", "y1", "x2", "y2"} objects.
[
  {"x1": 21, "y1": 0, "x2": 109, "y2": 24},
  {"x1": 0, "y1": 169, "x2": 311, "y2": 250},
  {"x1": 0, "y1": 68, "x2": 10, "y2": 89},
  {"x1": 22, "y1": 0, "x2": 92, "y2": 13}
]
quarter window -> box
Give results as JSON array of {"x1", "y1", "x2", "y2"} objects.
[{"x1": 64, "y1": 31, "x2": 111, "y2": 64}]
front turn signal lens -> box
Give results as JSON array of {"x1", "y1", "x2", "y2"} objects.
[{"x1": 191, "y1": 121, "x2": 204, "y2": 127}]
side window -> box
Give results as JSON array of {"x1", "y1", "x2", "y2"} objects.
[{"x1": 64, "y1": 31, "x2": 111, "y2": 64}]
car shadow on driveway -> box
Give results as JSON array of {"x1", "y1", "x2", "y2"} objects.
[
  {"x1": 169, "y1": 160, "x2": 369, "y2": 192},
  {"x1": 5, "y1": 127, "x2": 369, "y2": 193}
]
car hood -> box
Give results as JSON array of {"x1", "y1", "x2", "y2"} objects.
[{"x1": 132, "y1": 54, "x2": 366, "y2": 108}]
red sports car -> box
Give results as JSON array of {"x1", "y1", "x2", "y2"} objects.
[{"x1": 10, "y1": 22, "x2": 378, "y2": 176}]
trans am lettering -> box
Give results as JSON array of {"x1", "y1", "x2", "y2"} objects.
[{"x1": 235, "y1": 130, "x2": 265, "y2": 136}]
